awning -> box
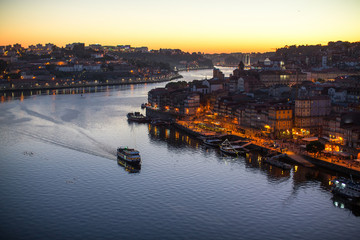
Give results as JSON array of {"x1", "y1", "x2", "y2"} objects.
[{"x1": 302, "y1": 137, "x2": 318, "y2": 142}]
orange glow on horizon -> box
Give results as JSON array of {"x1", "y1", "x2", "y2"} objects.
[{"x1": 0, "y1": 0, "x2": 359, "y2": 54}]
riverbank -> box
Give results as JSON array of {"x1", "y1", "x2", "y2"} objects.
[
  {"x1": 172, "y1": 118, "x2": 360, "y2": 176},
  {"x1": 0, "y1": 72, "x2": 182, "y2": 93},
  {"x1": 176, "y1": 66, "x2": 213, "y2": 71}
]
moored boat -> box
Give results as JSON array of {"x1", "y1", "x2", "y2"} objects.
[
  {"x1": 127, "y1": 112, "x2": 150, "y2": 123},
  {"x1": 220, "y1": 139, "x2": 245, "y2": 156},
  {"x1": 117, "y1": 147, "x2": 141, "y2": 164},
  {"x1": 331, "y1": 177, "x2": 360, "y2": 200},
  {"x1": 203, "y1": 138, "x2": 223, "y2": 147}
]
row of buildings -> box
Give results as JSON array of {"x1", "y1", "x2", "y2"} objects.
[
  {"x1": 0, "y1": 43, "x2": 177, "y2": 90},
  {"x1": 148, "y1": 66, "x2": 360, "y2": 156}
]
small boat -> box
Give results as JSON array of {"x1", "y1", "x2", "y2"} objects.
[
  {"x1": 331, "y1": 177, "x2": 360, "y2": 200},
  {"x1": 220, "y1": 139, "x2": 245, "y2": 156},
  {"x1": 203, "y1": 138, "x2": 223, "y2": 148},
  {"x1": 263, "y1": 157, "x2": 292, "y2": 170},
  {"x1": 117, "y1": 147, "x2": 141, "y2": 164},
  {"x1": 127, "y1": 112, "x2": 150, "y2": 123}
]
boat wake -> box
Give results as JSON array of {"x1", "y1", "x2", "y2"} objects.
[{"x1": 3, "y1": 127, "x2": 116, "y2": 161}]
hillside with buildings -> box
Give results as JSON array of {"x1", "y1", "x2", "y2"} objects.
[
  {"x1": 0, "y1": 43, "x2": 212, "y2": 90},
  {"x1": 146, "y1": 62, "x2": 360, "y2": 159}
]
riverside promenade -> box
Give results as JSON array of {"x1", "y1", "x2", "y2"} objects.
[{"x1": 174, "y1": 120, "x2": 360, "y2": 176}]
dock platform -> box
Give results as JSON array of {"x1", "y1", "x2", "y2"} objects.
[{"x1": 285, "y1": 151, "x2": 315, "y2": 168}]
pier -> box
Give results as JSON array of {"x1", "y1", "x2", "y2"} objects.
[{"x1": 285, "y1": 151, "x2": 315, "y2": 168}]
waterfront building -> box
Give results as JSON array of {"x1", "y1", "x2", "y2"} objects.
[
  {"x1": 168, "y1": 91, "x2": 201, "y2": 116},
  {"x1": 268, "y1": 104, "x2": 293, "y2": 138},
  {"x1": 148, "y1": 87, "x2": 200, "y2": 116},
  {"x1": 238, "y1": 103, "x2": 269, "y2": 132},
  {"x1": 148, "y1": 88, "x2": 169, "y2": 110},
  {"x1": 322, "y1": 113, "x2": 360, "y2": 158},
  {"x1": 294, "y1": 95, "x2": 331, "y2": 135},
  {"x1": 183, "y1": 93, "x2": 201, "y2": 115}
]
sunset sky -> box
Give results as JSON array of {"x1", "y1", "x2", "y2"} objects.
[{"x1": 0, "y1": 0, "x2": 359, "y2": 53}]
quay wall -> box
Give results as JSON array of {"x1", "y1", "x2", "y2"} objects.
[
  {"x1": 173, "y1": 122, "x2": 211, "y2": 138},
  {"x1": 304, "y1": 155, "x2": 360, "y2": 177},
  {"x1": 171, "y1": 122, "x2": 360, "y2": 175}
]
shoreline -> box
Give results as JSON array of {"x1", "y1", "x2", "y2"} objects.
[
  {"x1": 0, "y1": 66, "x2": 215, "y2": 93},
  {"x1": 171, "y1": 119, "x2": 360, "y2": 177},
  {"x1": 0, "y1": 72, "x2": 183, "y2": 93}
]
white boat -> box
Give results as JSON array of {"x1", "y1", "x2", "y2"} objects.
[
  {"x1": 117, "y1": 147, "x2": 141, "y2": 164},
  {"x1": 331, "y1": 177, "x2": 360, "y2": 200}
]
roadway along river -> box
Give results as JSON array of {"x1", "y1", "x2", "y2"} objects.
[{"x1": 0, "y1": 68, "x2": 359, "y2": 240}]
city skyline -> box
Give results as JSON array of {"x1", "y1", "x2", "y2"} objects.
[{"x1": 1, "y1": 0, "x2": 360, "y2": 53}]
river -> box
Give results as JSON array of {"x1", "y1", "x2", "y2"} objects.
[{"x1": 0, "y1": 67, "x2": 359, "y2": 240}]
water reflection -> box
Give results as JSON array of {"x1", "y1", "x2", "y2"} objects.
[
  {"x1": 146, "y1": 123, "x2": 360, "y2": 217},
  {"x1": 148, "y1": 124, "x2": 202, "y2": 149},
  {"x1": 148, "y1": 124, "x2": 291, "y2": 179},
  {"x1": 0, "y1": 85, "x2": 140, "y2": 102},
  {"x1": 332, "y1": 195, "x2": 360, "y2": 217},
  {"x1": 117, "y1": 158, "x2": 141, "y2": 174}
]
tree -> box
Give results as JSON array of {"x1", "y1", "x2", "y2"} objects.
[
  {"x1": 306, "y1": 141, "x2": 325, "y2": 156},
  {"x1": 0, "y1": 59, "x2": 8, "y2": 72},
  {"x1": 165, "y1": 81, "x2": 188, "y2": 90}
]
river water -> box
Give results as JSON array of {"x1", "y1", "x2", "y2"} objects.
[{"x1": 0, "y1": 68, "x2": 359, "y2": 240}]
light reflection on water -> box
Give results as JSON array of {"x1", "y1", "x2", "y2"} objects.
[{"x1": 1, "y1": 69, "x2": 360, "y2": 239}]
